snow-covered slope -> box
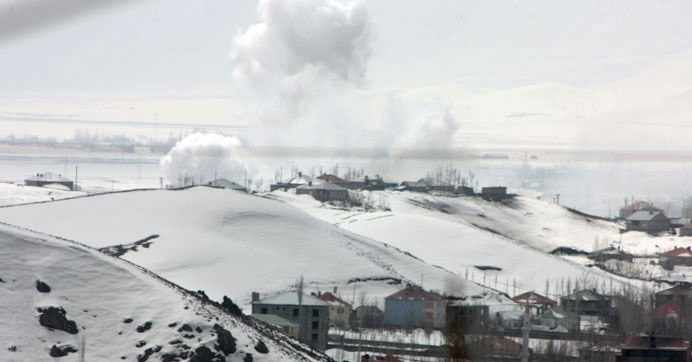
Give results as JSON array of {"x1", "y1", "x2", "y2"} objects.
[
  {"x1": 269, "y1": 191, "x2": 669, "y2": 296},
  {"x1": 0, "y1": 183, "x2": 85, "y2": 207},
  {"x1": 0, "y1": 224, "x2": 325, "y2": 362},
  {"x1": 0, "y1": 187, "x2": 502, "y2": 309}
]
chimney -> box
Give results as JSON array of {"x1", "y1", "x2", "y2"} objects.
[
  {"x1": 333, "y1": 286, "x2": 338, "y2": 294},
  {"x1": 298, "y1": 172, "x2": 302, "y2": 177},
  {"x1": 308, "y1": 181, "x2": 312, "y2": 186},
  {"x1": 251, "y1": 292, "x2": 260, "y2": 303}
]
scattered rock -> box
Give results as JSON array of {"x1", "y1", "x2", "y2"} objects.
[
  {"x1": 123, "y1": 318, "x2": 134, "y2": 324},
  {"x1": 213, "y1": 324, "x2": 236, "y2": 355},
  {"x1": 183, "y1": 334, "x2": 195, "y2": 339},
  {"x1": 169, "y1": 339, "x2": 183, "y2": 345},
  {"x1": 177, "y1": 324, "x2": 193, "y2": 333},
  {"x1": 7, "y1": 346, "x2": 17, "y2": 352},
  {"x1": 136, "y1": 340, "x2": 147, "y2": 348},
  {"x1": 137, "y1": 345, "x2": 161, "y2": 362},
  {"x1": 49, "y1": 344, "x2": 78, "y2": 357},
  {"x1": 136, "y1": 321, "x2": 152, "y2": 333},
  {"x1": 0, "y1": 277, "x2": 5, "y2": 283},
  {"x1": 38, "y1": 307, "x2": 78, "y2": 334},
  {"x1": 195, "y1": 326, "x2": 203, "y2": 333},
  {"x1": 243, "y1": 353, "x2": 253, "y2": 362},
  {"x1": 168, "y1": 322, "x2": 178, "y2": 328},
  {"x1": 36, "y1": 280, "x2": 51, "y2": 293},
  {"x1": 189, "y1": 345, "x2": 225, "y2": 362},
  {"x1": 254, "y1": 340, "x2": 269, "y2": 354}
]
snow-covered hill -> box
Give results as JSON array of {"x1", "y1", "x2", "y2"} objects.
[
  {"x1": 0, "y1": 187, "x2": 503, "y2": 310},
  {"x1": 0, "y1": 224, "x2": 325, "y2": 362},
  {"x1": 0, "y1": 183, "x2": 85, "y2": 207},
  {"x1": 270, "y1": 191, "x2": 685, "y2": 296}
]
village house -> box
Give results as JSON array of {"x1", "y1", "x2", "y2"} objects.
[
  {"x1": 680, "y1": 223, "x2": 692, "y2": 236},
  {"x1": 346, "y1": 175, "x2": 395, "y2": 191},
  {"x1": 353, "y1": 305, "x2": 384, "y2": 329},
  {"x1": 295, "y1": 180, "x2": 349, "y2": 203},
  {"x1": 269, "y1": 172, "x2": 313, "y2": 191},
  {"x1": 25, "y1": 172, "x2": 74, "y2": 190},
  {"x1": 250, "y1": 313, "x2": 300, "y2": 339},
  {"x1": 654, "y1": 283, "x2": 692, "y2": 310},
  {"x1": 445, "y1": 300, "x2": 490, "y2": 332},
  {"x1": 648, "y1": 300, "x2": 691, "y2": 336},
  {"x1": 625, "y1": 210, "x2": 670, "y2": 234},
  {"x1": 316, "y1": 173, "x2": 349, "y2": 188},
  {"x1": 619, "y1": 201, "x2": 660, "y2": 219},
  {"x1": 315, "y1": 291, "x2": 351, "y2": 329},
  {"x1": 466, "y1": 336, "x2": 529, "y2": 361},
  {"x1": 383, "y1": 284, "x2": 445, "y2": 329},
  {"x1": 511, "y1": 291, "x2": 557, "y2": 315},
  {"x1": 659, "y1": 246, "x2": 692, "y2": 270},
  {"x1": 538, "y1": 305, "x2": 580, "y2": 333},
  {"x1": 480, "y1": 186, "x2": 508, "y2": 201},
  {"x1": 617, "y1": 335, "x2": 691, "y2": 362},
  {"x1": 251, "y1": 291, "x2": 330, "y2": 350},
  {"x1": 420, "y1": 177, "x2": 457, "y2": 194},
  {"x1": 397, "y1": 180, "x2": 429, "y2": 193},
  {"x1": 494, "y1": 309, "x2": 524, "y2": 330},
  {"x1": 207, "y1": 178, "x2": 246, "y2": 192},
  {"x1": 588, "y1": 247, "x2": 634, "y2": 263},
  {"x1": 560, "y1": 289, "x2": 612, "y2": 318},
  {"x1": 457, "y1": 185, "x2": 474, "y2": 196}
]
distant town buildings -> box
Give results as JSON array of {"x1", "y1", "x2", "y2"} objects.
[{"x1": 625, "y1": 210, "x2": 670, "y2": 234}]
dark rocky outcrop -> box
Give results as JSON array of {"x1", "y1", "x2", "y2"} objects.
[
  {"x1": 136, "y1": 321, "x2": 152, "y2": 333},
  {"x1": 49, "y1": 344, "x2": 77, "y2": 357},
  {"x1": 254, "y1": 340, "x2": 269, "y2": 354},
  {"x1": 36, "y1": 280, "x2": 51, "y2": 293},
  {"x1": 243, "y1": 353, "x2": 253, "y2": 362},
  {"x1": 137, "y1": 345, "x2": 161, "y2": 362},
  {"x1": 136, "y1": 340, "x2": 147, "y2": 348},
  {"x1": 213, "y1": 324, "x2": 236, "y2": 355},
  {"x1": 38, "y1": 307, "x2": 78, "y2": 334},
  {"x1": 177, "y1": 324, "x2": 193, "y2": 332},
  {"x1": 123, "y1": 317, "x2": 134, "y2": 324},
  {"x1": 221, "y1": 296, "x2": 243, "y2": 317},
  {"x1": 189, "y1": 345, "x2": 225, "y2": 362}
]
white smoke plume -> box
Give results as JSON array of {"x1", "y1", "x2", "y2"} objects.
[
  {"x1": 385, "y1": 97, "x2": 462, "y2": 159},
  {"x1": 160, "y1": 133, "x2": 266, "y2": 188},
  {"x1": 231, "y1": 0, "x2": 373, "y2": 129}
]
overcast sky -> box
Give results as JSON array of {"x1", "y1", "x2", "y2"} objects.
[{"x1": 1, "y1": 0, "x2": 692, "y2": 151}]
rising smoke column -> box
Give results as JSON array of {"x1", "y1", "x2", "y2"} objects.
[
  {"x1": 160, "y1": 133, "x2": 261, "y2": 187},
  {"x1": 231, "y1": 0, "x2": 373, "y2": 131}
]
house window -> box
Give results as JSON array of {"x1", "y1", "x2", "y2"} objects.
[
  {"x1": 312, "y1": 309, "x2": 319, "y2": 317},
  {"x1": 293, "y1": 308, "x2": 299, "y2": 317},
  {"x1": 311, "y1": 333, "x2": 318, "y2": 342},
  {"x1": 312, "y1": 321, "x2": 319, "y2": 329},
  {"x1": 260, "y1": 307, "x2": 267, "y2": 314}
]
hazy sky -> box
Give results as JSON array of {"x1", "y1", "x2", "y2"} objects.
[{"x1": 1, "y1": 0, "x2": 692, "y2": 151}]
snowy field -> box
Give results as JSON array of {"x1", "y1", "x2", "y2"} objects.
[
  {"x1": 271, "y1": 190, "x2": 687, "y2": 297},
  {"x1": 0, "y1": 187, "x2": 509, "y2": 312},
  {"x1": 0, "y1": 224, "x2": 324, "y2": 362}
]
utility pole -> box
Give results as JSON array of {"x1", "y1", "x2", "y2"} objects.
[
  {"x1": 74, "y1": 165, "x2": 78, "y2": 191},
  {"x1": 521, "y1": 303, "x2": 531, "y2": 362}
]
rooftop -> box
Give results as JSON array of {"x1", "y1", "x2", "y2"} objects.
[
  {"x1": 253, "y1": 290, "x2": 330, "y2": 307},
  {"x1": 626, "y1": 210, "x2": 666, "y2": 222},
  {"x1": 512, "y1": 291, "x2": 556, "y2": 305},
  {"x1": 25, "y1": 172, "x2": 72, "y2": 183},
  {"x1": 386, "y1": 285, "x2": 442, "y2": 302},
  {"x1": 660, "y1": 247, "x2": 692, "y2": 258}
]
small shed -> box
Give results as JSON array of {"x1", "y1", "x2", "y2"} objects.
[
  {"x1": 511, "y1": 291, "x2": 557, "y2": 315},
  {"x1": 481, "y1": 186, "x2": 508, "y2": 201},
  {"x1": 539, "y1": 305, "x2": 579, "y2": 332},
  {"x1": 25, "y1": 172, "x2": 74, "y2": 190}
]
